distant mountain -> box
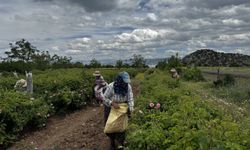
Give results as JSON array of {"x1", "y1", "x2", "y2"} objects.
[{"x1": 182, "y1": 49, "x2": 250, "y2": 67}]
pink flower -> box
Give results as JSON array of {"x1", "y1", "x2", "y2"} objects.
[
  {"x1": 149, "y1": 102, "x2": 155, "y2": 108},
  {"x1": 155, "y1": 103, "x2": 161, "y2": 109}
]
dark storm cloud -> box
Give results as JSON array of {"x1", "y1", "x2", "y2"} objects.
[
  {"x1": 34, "y1": 0, "x2": 117, "y2": 12},
  {"x1": 139, "y1": 0, "x2": 151, "y2": 10},
  {"x1": 69, "y1": 0, "x2": 117, "y2": 12}
]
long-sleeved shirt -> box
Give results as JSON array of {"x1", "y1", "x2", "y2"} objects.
[{"x1": 104, "y1": 82, "x2": 134, "y2": 112}]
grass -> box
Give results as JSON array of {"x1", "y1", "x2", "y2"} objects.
[
  {"x1": 199, "y1": 67, "x2": 250, "y2": 74},
  {"x1": 200, "y1": 69, "x2": 250, "y2": 112}
]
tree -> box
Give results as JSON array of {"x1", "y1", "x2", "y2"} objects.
[
  {"x1": 166, "y1": 53, "x2": 182, "y2": 73},
  {"x1": 89, "y1": 58, "x2": 101, "y2": 68},
  {"x1": 115, "y1": 60, "x2": 123, "y2": 69},
  {"x1": 155, "y1": 59, "x2": 168, "y2": 70},
  {"x1": 131, "y1": 54, "x2": 147, "y2": 68},
  {"x1": 32, "y1": 51, "x2": 51, "y2": 70},
  {"x1": 5, "y1": 39, "x2": 39, "y2": 62},
  {"x1": 167, "y1": 53, "x2": 182, "y2": 68},
  {"x1": 73, "y1": 62, "x2": 84, "y2": 68},
  {"x1": 51, "y1": 54, "x2": 72, "y2": 69}
]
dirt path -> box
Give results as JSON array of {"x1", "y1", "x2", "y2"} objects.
[{"x1": 9, "y1": 106, "x2": 111, "y2": 150}]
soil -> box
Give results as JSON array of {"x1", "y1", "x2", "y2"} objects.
[{"x1": 8, "y1": 106, "x2": 111, "y2": 150}]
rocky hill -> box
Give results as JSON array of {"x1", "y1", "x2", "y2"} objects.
[{"x1": 182, "y1": 49, "x2": 250, "y2": 67}]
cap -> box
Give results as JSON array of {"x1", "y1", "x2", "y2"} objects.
[{"x1": 119, "y1": 71, "x2": 131, "y2": 83}]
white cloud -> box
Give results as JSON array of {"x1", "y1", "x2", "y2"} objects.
[
  {"x1": 115, "y1": 28, "x2": 162, "y2": 43},
  {"x1": 146, "y1": 13, "x2": 158, "y2": 22},
  {"x1": 52, "y1": 46, "x2": 60, "y2": 51},
  {"x1": 222, "y1": 18, "x2": 244, "y2": 26},
  {"x1": 76, "y1": 37, "x2": 91, "y2": 44},
  {"x1": 68, "y1": 43, "x2": 90, "y2": 50},
  {"x1": 234, "y1": 49, "x2": 243, "y2": 53},
  {"x1": 218, "y1": 34, "x2": 250, "y2": 41},
  {"x1": 65, "y1": 49, "x2": 82, "y2": 55}
]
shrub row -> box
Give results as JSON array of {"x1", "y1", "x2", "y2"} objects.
[
  {"x1": 0, "y1": 90, "x2": 49, "y2": 147},
  {"x1": 0, "y1": 68, "x2": 143, "y2": 147},
  {"x1": 0, "y1": 68, "x2": 91, "y2": 147},
  {"x1": 126, "y1": 70, "x2": 250, "y2": 149}
]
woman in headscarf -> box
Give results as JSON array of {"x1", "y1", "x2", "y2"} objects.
[
  {"x1": 103, "y1": 71, "x2": 134, "y2": 150},
  {"x1": 93, "y1": 70, "x2": 108, "y2": 105}
]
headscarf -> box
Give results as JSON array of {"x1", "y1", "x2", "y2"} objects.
[{"x1": 114, "y1": 75, "x2": 128, "y2": 96}]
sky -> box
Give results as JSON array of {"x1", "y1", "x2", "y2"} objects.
[{"x1": 0, "y1": 0, "x2": 250, "y2": 62}]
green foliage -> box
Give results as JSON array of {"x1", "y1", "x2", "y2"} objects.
[
  {"x1": 115, "y1": 60, "x2": 123, "y2": 69},
  {"x1": 156, "y1": 54, "x2": 182, "y2": 74},
  {"x1": 0, "y1": 76, "x2": 16, "y2": 90},
  {"x1": 0, "y1": 61, "x2": 33, "y2": 73},
  {"x1": 88, "y1": 58, "x2": 102, "y2": 68},
  {"x1": 5, "y1": 39, "x2": 38, "y2": 62},
  {"x1": 166, "y1": 53, "x2": 182, "y2": 72},
  {"x1": 126, "y1": 69, "x2": 250, "y2": 150},
  {"x1": 0, "y1": 67, "x2": 144, "y2": 147},
  {"x1": 1, "y1": 39, "x2": 77, "y2": 72},
  {"x1": 223, "y1": 74, "x2": 235, "y2": 86},
  {"x1": 155, "y1": 59, "x2": 168, "y2": 70},
  {"x1": 211, "y1": 78, "x2": 250, "y2": 110},
  {"x1": 182, "y1": 67, "x2": 205, "y2": 82},
  {"x1": 131, "y1": 54, "x2": 148, "y2": 68},
  {"x1": 33, "y1": 69, "x2": 92, "y2": 113},
  {"x1": 213, "y1": 74, "x2": 235, "y2": 87},
  {"x1": 0, "y1": 90, "x2": 49, "y2": 147}
]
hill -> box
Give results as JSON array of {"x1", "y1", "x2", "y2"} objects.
[{"x1": 182, "y1": 49, "x2": 250, "y2": 67}]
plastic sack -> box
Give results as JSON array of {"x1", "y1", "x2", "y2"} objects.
[{"x1": 104, "y1": 103, "x2": 128, "y2": 133}]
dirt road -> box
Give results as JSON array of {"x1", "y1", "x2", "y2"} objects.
[{"x1": 9, "y1": 106, "x2": 111, "y2": 150}]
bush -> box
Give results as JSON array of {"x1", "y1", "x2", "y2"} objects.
[
  {"x1": 0, "y1": 77, "x2": 16, "y2": 90},
  {"x1": 0, "y1": 90, "x2": 49, "y2": 147},
  {"x1": 182, "y1": 67, "x2": 205, "y2": 81},
  {"x1": 125, "y1": 70, "x2": 250, "y2": 149},
  {"x1": 223, "y1": 74, "x2": 235, "y2": 86},
  {"x1": 155, "y1": 59, "x2": 168, "y2": 70},
  {"x1": 213, "y1": 74, "x2": 235, "y2": 87}
]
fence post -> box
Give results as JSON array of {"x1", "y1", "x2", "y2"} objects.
[
  {"x1": 13, "y1": 71, "x2": 19, "y2": 78},
  {"x1": 26, "y1": 72, "x2": 33, "y2": 94}
]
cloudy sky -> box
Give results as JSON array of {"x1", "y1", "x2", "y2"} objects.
[{"x1": 0, "y1": 0, "x2": 250, "y2": 62}]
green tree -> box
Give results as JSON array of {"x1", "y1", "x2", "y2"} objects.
[
  {"x1": 89, "y1": 58, "x2": 101, "y2": 68},
  {"x1": 73, "y1": 62, "x2": 84, "y2": 68},
  {"x1": 31, "y1": 51, "x2": 51, "y2": 70},
  {"x1": 167, "y1": 53, "x2": 182, "y2": 69},
  {"x1": 115, "y1": 59, "x2": 123, "y2": 69},
  {"x1": 5, "y1": 39, "x2": 39, "y2": 62},
  {"x1": 156, "y1": 59, "x2": 168, "y2": 70},
  {"x1": 51, "y1": 54, "x2": 72, "y2": 69},
  {"x1": 131, "y1": 54, "x2": 147, "y2": 68},
  {"x1": 166, "y1": 53, "x2": 182, "y2": 73}
]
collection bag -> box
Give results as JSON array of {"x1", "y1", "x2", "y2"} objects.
[{"x1": 104, "y1": 103, "x2": 128, "y2": 133}]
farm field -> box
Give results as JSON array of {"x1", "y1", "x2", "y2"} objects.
[
  {"x1": 0, "y1": 67, "x2": 250, "y2": 149},
  {"x1": 199, "y1": 67, "x2": 250, "y2": 79}
]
